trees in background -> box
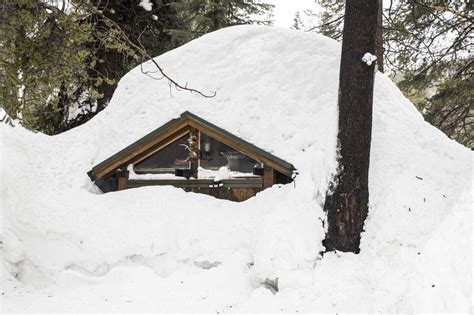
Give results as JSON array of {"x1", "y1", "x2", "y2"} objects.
[
  {"x1": 385, "y1": 2, "x2": 473, "y2": 147},
  {"x1": 1, "y1": 0, "x2": 105, "y2": 134},
  {"x1": 1, "y1": 0, "x2": 273, "y2": 135},
  {"x1": 310, "y1": 0, "x2": 473, "y2": 148},
  {"x1": 323, "y1": 0, "x2": 379, "y2": 253}
]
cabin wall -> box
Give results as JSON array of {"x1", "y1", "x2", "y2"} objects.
[
  {"x1": 101, "y1": 165, "x2": 294, "y2": 202},
  {"x1": 95, "y1": 176, "x2": 118, "y2": 193},
  {"x1": 263, "y1": 166, "x2": 275, "y2": 188},
  {"x1": 93, "y1": 164, "x2": 293, "y2": 202},
  {"x1": 185, "y1": 187, "x2": 261, "y2": 202}
]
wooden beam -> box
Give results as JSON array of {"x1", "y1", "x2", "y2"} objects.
[
  {"x1": 126, "y1": 177, "x2": 263, "y2": 189},
  {"x1": 116, "y1": 168, "x2": 129, "y2": 191},
  {"x1": 263, "y1": 166, "x2": 275, "y2": 188}
]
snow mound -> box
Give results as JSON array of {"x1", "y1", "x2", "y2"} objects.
[{"x1": 1, "y1": 25, "x2": 472, "y2": 313}]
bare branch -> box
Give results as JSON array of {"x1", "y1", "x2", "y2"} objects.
[
  {"x1": 92, "y1": 6, "x2": 216, "y2": 98},
  {"x1": 306, "y1": 15, "x2": 345, "y2": 33},
  {"x1": 425, "y1": 4, "x2": 470, "y2": 19}
]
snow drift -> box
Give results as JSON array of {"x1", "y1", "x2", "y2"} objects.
[{"x1": 1, "y1": 25, "x2": 472, "y2": 313}]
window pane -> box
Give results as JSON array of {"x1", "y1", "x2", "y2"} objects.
[
  {"x1": 135, "y1": 133, "x2": 189, "y2": 171},
  {"x1": 200, "y1": 133, "x2": 258, "y2": 173}
]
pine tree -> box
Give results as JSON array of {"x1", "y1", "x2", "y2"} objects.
[
  {"x1": 1, "y1": 0, "x2": 273, "y2": 135},
  {"x1": 313, "y1": 0, "x2": 473, "y2": 147},
  {"x1": 291, "y1": 11, "x2": 304, "y2": 30},
  {"x1": 0, "y1": 0, "x2": 107, "y2": 134},
  {"x1": 316, "y1": 0, "x2": 344, "y2": 40},
  {"x1": 323, "y1": 0, "x2": 379, "y2": 253},
  {"x1": 386, "y1": 2, "x2": 473, "y2": 147}
]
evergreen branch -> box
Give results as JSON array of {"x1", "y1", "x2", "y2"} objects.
[
  {"x1": 423, "y1": 4, "x2": 470, "y2": 19},
  {"x1": 306, "y1": 15, "x2": 345, "y2": 33}
]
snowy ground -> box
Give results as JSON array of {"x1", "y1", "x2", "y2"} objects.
[{"x1": 1, "y1": 26, "x2": 472, "y2": 313}]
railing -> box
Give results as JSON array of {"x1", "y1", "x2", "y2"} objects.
[{"x1": 126, "y1": 177, "x2": 263, "y2": 189}]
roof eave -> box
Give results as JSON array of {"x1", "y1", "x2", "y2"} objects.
[{"x1": 88, "y1": 112, "x2": 296, "y2": 180}]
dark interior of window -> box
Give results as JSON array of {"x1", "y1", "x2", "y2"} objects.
[
  {"x1": 134, "y1": 133, "x2": 189, "y2": 173},
  {"x1": 133, "y1": 132, "x2": 261, "y2": 175},
  {"x1": 199, "y1": 133, "x2": 258, "y2": 173}
]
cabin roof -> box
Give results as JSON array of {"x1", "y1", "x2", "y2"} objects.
[{"x1": 88, "y1": 111, "x2": 296, "y2": 181}]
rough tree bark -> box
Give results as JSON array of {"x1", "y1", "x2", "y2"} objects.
[
  {"x1": 375, "y1": 0, "x2": 384, "y2": 72},
  {"x1": 323, "y1": 0, "x2": 379, "y2": 253}
]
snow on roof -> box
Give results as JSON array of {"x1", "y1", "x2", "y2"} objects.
[{"x1": 1, "y1": 25, "x2": 472, "y2": 312}]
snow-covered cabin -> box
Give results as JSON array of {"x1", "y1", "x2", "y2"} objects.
[
  {"x1": 87, "y1": 111, "x2": 296, "y2": 201},
  {"x1": 2, "y1": 25, "x2": 472, "y2": 313}
]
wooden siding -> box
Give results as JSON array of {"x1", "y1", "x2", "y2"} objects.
[
  {"x1": 125, "y1": 177, "x2": 263, "y2": 202},
  {"x1": 126, "y1": 177, "x2": 263, "y2": 189},
  {"x1": 186, "y1": 187, "x2": 261, "y2": 202}
]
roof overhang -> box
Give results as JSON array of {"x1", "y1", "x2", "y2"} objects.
[{"x1": 88, "y1": 111, "x2": 296, "y2": 181}]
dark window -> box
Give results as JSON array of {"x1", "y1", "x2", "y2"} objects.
[
  {"x1": 200, "y1": 133, "x2": 259, "y2": 173},
  {"x1": 135, "y1": 133, "x2": 189, "y2": 172}
]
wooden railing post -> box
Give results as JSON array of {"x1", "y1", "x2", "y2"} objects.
[
  {"x1": 116, "y1": 167, "x2": 129, "y2": 190},
  {"x1": 263, "y1": 166, "x2": 275, "y2": 188}
]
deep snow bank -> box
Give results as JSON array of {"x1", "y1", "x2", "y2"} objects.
[{"x1": 1, "y1": 25, "x2": 472, "y2": 313}]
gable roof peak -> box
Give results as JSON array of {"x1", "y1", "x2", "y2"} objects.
[{"x1": 88, "y1": 111, "x2": 295, "y2": 181}]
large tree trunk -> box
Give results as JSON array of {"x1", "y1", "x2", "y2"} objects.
[
  {"x1": 323, "y1": 0, "x2": 379, "y2": 253},
  {"x1": 375, "y1": 0, "x2": 384, "y2": 72}
]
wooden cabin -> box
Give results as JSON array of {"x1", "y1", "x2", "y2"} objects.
[{"x1": 87, "y1": 111, "x2": 296, "y2": 202}]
